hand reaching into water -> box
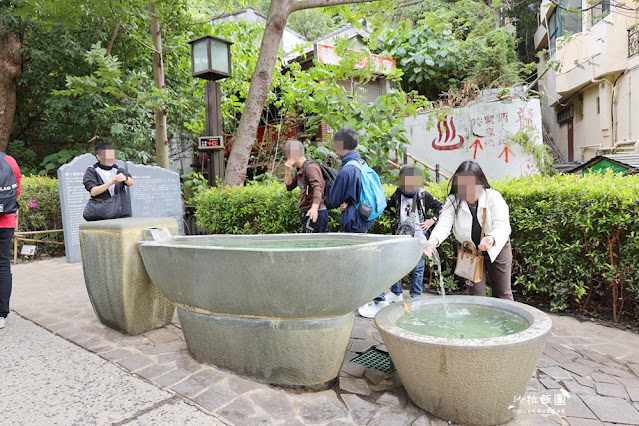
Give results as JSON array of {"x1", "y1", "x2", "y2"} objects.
[{"x1": 424, "y1": 238, "x2": 439, "y2": 258}]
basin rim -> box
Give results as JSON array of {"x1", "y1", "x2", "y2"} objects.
[
  {"x1": 375, "y1": 295, "x2": 552, "y2": 348},
  {"x1": 139, "y1": 232, "x2": 420, "y2": 252}
]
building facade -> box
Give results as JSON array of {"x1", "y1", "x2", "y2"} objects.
[{"x1": 535, "y1": 0, "x2": 639, "y2": 162}]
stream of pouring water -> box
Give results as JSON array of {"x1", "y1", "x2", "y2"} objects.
[{"x1": 425, "y1": 242, "x2": 449, "y2": 314}]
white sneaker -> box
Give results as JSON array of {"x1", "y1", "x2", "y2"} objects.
[
  {"x1": 0, "y1": 317, "x2": 6, "y2": 329},
  {"x1": 357, "y1": 301, "x2": 389, "y2": 318},
  {"x1": 385, "y1": 292, "x2": 404, "y2": 303}
]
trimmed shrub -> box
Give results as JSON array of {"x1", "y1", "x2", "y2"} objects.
[{"x1": 16, "y1": 176, "x2": 65, "y2": 257}]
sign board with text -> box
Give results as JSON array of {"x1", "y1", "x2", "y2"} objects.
[
  {"x1": 314, "y1": 43, "x2": 396, "y2": 75},
  {"x1": 198, "y1": 136, "x2": 224, "y2": 151}
]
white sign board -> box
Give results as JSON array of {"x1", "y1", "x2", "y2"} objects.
[
  {"x1": 405, "y1": 99, "x2": 543, "y2": 181},
  {"x1": 20, "y1": 245, "x2": 36, "y2": 256}
]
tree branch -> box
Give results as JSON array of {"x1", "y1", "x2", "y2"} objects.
[
  {"x1": 109, "y1": 0, "x2": 161, "y2": 55},
  {"x1": 290, "y1": 0, "x2": 381, "y2": 13}
]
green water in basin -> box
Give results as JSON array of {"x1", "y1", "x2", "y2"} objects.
[
  {"x1": 396, "y1": 304, "x2": 529, "y2": 339},
  {"x1": 171, "y1": 238, "x2": 366, "y2": 249}
]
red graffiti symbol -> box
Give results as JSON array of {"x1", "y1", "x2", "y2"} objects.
[
  {"x1": 499, "y1": 146, "x2": 516, "y2": 163},
  {"x1": 470, "y1": 139, "x2": 483, "y2": 160},
  {"x1": 432, "y1": 116, "x2": 464, "y2": 151}
]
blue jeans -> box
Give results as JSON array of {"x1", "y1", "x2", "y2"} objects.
[{"x1": 390, "y1": 254, "x2": 426, "y2": 299}]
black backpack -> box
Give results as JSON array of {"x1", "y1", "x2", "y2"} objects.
[
  {"x1": 303, "y1": 161, "x2": 338, "y2": 201},
  {"x1": 0, "y1": 153, "x2": 18, "y2": 215}
]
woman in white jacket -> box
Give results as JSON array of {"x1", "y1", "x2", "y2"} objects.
[{"x1": 424, "y1": 161, "x2": 513, "y2": 300}]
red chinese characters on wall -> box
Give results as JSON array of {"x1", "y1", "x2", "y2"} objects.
[{"x1": 432, "y1": 116, "x2": 465, "y2": 151}]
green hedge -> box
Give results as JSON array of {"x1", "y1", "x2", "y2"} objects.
[
  {"x1": 16, "y1": 176, "x2": 64, "y2": 257},
  {"x1": 195, "y1": 173, "x2": 639, "y2": 321}
]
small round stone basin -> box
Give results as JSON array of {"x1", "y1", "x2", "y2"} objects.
[
  {"x1": 138, "y1": 232, "x2": 424, "y2": 385},
  {"x1": 375, "y1": 296, "x2": 552, "y2": 426}
]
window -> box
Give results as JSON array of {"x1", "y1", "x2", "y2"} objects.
[
  {"x1": 548, "y1": 0, "x2": 583, "y2": 51},
  {"x1": 592, "y1": 0, "x2": 611, "y2": 26}
]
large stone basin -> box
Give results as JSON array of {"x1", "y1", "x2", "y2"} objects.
[
  {"x1": 138, "y1": 232, "x2": 423, "y2": 385},
  {"x1": 375, "y1": 296, "x2": 552, "y2": 426}
]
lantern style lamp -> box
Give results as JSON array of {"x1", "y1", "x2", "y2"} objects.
[{"x1": 187, "y1": 35, "x2": 233, "y2": 81}]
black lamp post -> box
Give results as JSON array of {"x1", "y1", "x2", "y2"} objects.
[{"x1": 188, "y1": 35, "x2": 234, "y2": 186}]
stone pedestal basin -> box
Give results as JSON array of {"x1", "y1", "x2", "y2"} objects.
[
  {"x1": 79, "y1": 218, "x2": 178, "y2": 335},
  {"x1": 375, "y1": 296, "x2": 552, "y2": 426},
  {"x1": 138, "y1": 232, "x2": 423, "y2": 385}
]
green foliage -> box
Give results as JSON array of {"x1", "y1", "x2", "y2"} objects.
[
  {"x1": 38, "y1": 149, "x2": 84, "y2": 176},
  {"x1": 212, "y1": 20, "x2": 429, "y2": 179},
  {"x1": 506, "y1": 126, "x2": 554, "y2": 175},
  {"x1": 7, "y1": 140, "x2": 37, "y2": 175},
  {"x1": 495, "y1": 172, "x2": 639, "y2": 321},
  {"x1": 384, "y1": 0, "x2": 535, "y2": 101},
  {"x1": 16, "y1": 176, "x2": 64, "y2": 257},
  {"x1": 181, "y1": 172, "x2": 208, "y2": 204}
]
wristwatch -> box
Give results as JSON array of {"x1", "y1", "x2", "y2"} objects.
[{"x1": 124, "y1": 176, "x2": 129, "y2": 183}]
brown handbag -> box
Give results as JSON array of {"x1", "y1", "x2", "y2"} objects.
[{"x1": 454, "y1": 207, "x2": 486, "y2": 283}]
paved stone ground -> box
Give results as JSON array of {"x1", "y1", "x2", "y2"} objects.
[{"x1": 7, "y1": 257, "x2": 639, "y2": 425}]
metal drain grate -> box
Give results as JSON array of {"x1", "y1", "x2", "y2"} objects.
[{"x1": 352, "y1": 349, "x2": 395, "y2": 374}]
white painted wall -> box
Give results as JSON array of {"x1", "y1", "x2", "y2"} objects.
[{"x1": 405, "y1": 99, "x2": 542, "y2": 181}]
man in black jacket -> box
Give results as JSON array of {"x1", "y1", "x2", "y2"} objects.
[
  {"x1": 83, "y1": 143, "x2": 134, "y2": 218},
  {"x1": 384, "y1": 166, "x2": 442, "y2": 301}
]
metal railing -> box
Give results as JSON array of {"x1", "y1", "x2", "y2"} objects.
[{"x1": 629, "y1": 27, "x2": 639, "y2": 58}]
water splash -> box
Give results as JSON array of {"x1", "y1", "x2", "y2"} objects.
[{"x1": 425, "y1": 242, "x2": 448, "y2": 314}]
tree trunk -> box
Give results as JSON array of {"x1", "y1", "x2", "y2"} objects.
[
  {"x1": 223, "y1": 0, "x2": 290, "y2": 186},
  {"x1": 223, "y1": 0, "x2": 380, "y2": 186},
  {"x1": 147, "y1": 3, "x2": 170, "y2": 169},
  {"x1": 0, "y1": 21, "x2": 22, "y2": 153}
]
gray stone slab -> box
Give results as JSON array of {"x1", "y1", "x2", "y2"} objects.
[
  {"x1": 349, "y1": 339, "x2": 376, "y2": 353},
  {"x1": 341, "y1": 394, "x2": 379, "y2": 425},
  {"x1": 367, "y1": 405, "x2": 418, "y2": 426},
  {"x1": 591, "y1": 372, "x2": 621, "y2": 384},
  {"x1": 341, "y1": 361, "x2": 366, "y2": 378},
  {"x1": 133, "y1": 399, "x2": 223, "y2": 424},
  {"x1": 0, "y1": 315, "x2": 175, "y2": 423},
  {"x1": 153, "y1": 368, "x2": 191, "y2": 388},
  {"x1": 561, "y1": 380, "x2": 597, "y2": 395},
  {"x1": 589, "y1": 343, "x2": 633, "y2": 359},
  {"x1": 365, "y1": 368, "x2": 393, "y2": 385},
  {"x1": 339, "y1": 377, "x2": 371, "y2": 396},
  {"x1": 372, "y1": 374, "x2": 403, "y2": 392},
  {"x1": 574, "y1": 375, "x2": 596, "y2": 388},
  {"x1": 616, "y1": 376, "x2": 639, "y2": 388},
  {"x1": 192, "y1": 386, "x2": 237, "y2": 412},
  {"x1": 600, "y1": 366, "x2": 637, "y2": 379},
  {"x1": 537, "y1": 354, "x2": 561, "y2": 367},
  {"x1": 539, "y1": 376, "x2": 562, "y2": 389},
  {"x1": 289, "y1": 390, "x2": 349, "y2": 423},
  {"x1": 57, "y1": 154, "x2": 129, "y2": 263},
  {"x1": 57, "y1": 155, "x2": 185, "y2": 264},
  {"x1": 565, "y1": 418, "x2": 605, "y2": 426},
  {"x1": 248, "y1": 389, "x2": 296, "y2": 419},
  {"x1": 125, "y1": 161, "x2": 184, "y2": 235},
  {"x1": 376, "y1": 392, "x2": 406, "y2": 407},
  {"x1": 411, "y1": 415, "x2": 431, "y2": 426},
  {"x1": 562, "y1": 361, "x2": 594, "y2": 377},
  {"x1": 594, "y1": 382, "x2": 628, "y2": 399},
  {"x1": 216, "y1": 396, "x2": 267, "y2": 424},
  {"x1": 628, "y1": 363, "x2": 639, "y2": 378},
  {"x1": 539, "y1": 366, "x2": 574, "y2": 381},
  {"x1": 350, "y1": 327, "x2": 370, "y2": 339},
  {"x1": 579, "y1": 394, "x2": 639, "y2": 424},
  {"x1": 627, "y1": 386, "x2": 639, "y2": 402}
]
